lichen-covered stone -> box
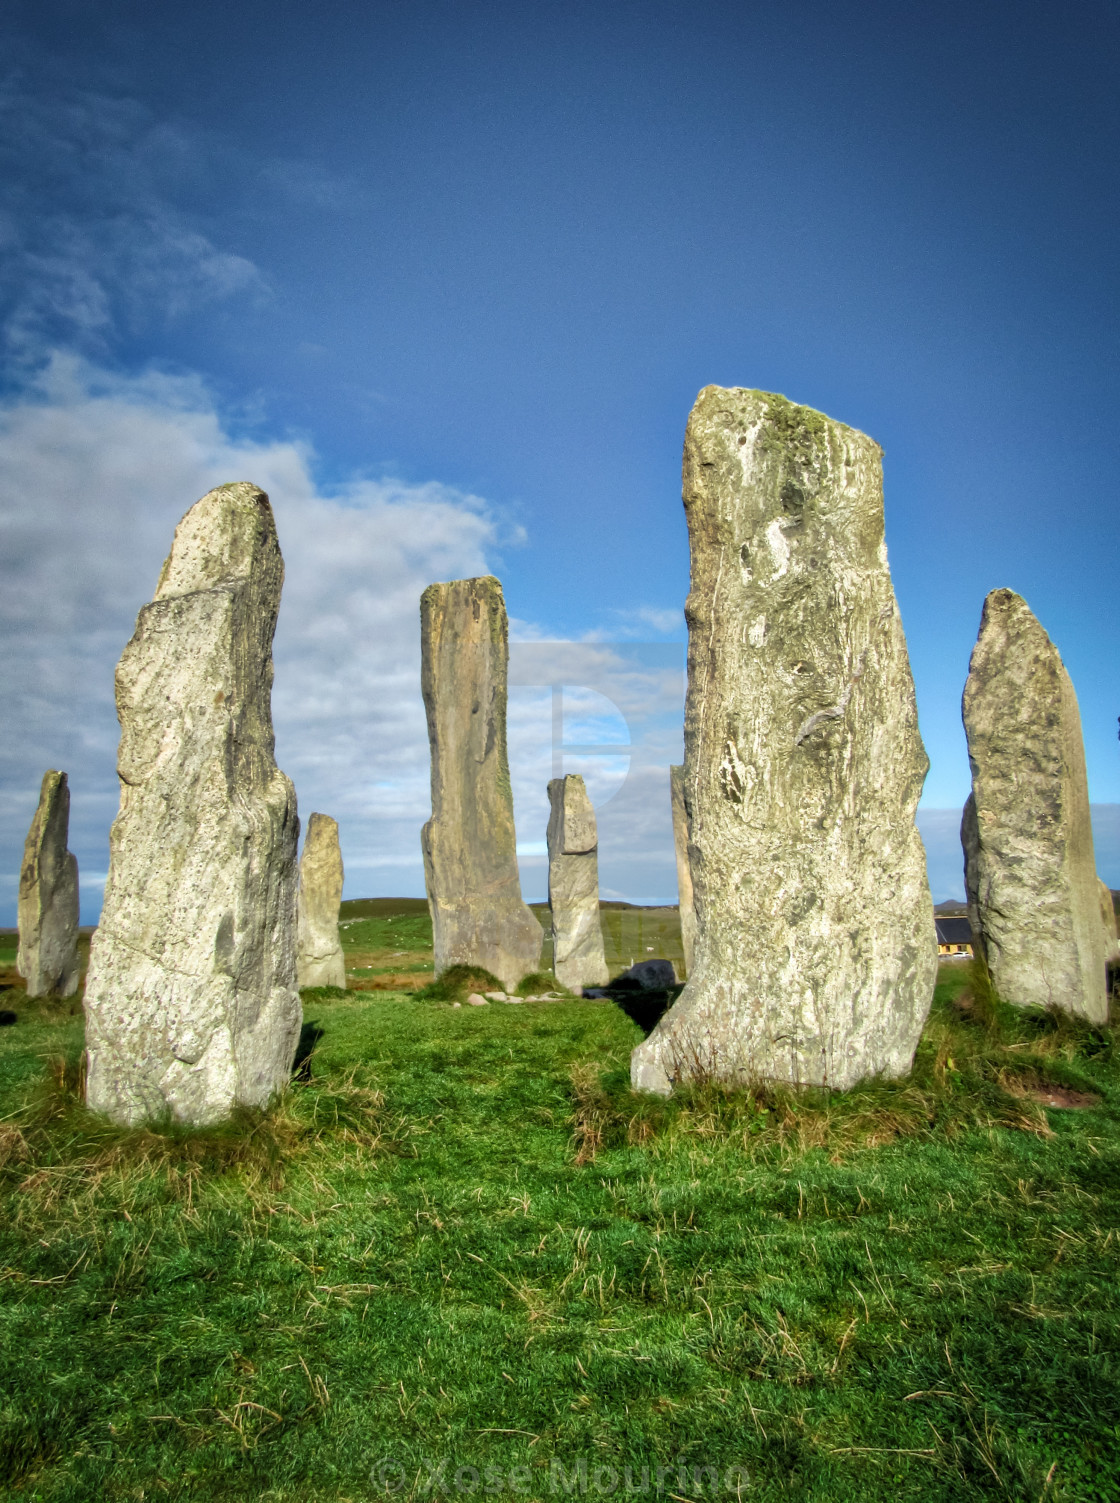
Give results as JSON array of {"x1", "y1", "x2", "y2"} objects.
[
  {"x1": 17, "y1": 770, "x2": 79, "y2": 998},
  {"x1": 83, "y1": 483, "x2": 301, "y2": 1126},
  {"x1": 297, "y1": 813, "x2": 346, "y2": 989},
  {"x1": 631, "y1": 388, "x2": 936, "y2": 1095},
  {"x1": 962, "y1": 589, "x2": 1107, "y2": 1021},
  {"x1": 669, "y1": 764, "x2": 697, "y2": 978},
  {"x1": 547, "y1": 774, "x2": 608, "y2": 992},
  {"x1": 420, "y1": 576, "x2": 541, "y2": 991},
  {"x1": 1098, "y1": 879, "x2": 1119, "y2": 965}
]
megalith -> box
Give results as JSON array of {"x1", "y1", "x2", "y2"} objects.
[
  {"x1": 961, "y1": 589, "x2": 1107, "y2": 1021},
  {"x1": 17, "y1": 770, "x2": 80, "y2": 998},
  {"x1": 297, "y1": 813, "x2": 346, "y2": 989},
  {"x1": 420, "y1": 576, "x2": 541, "y2": 991},
  {"x1": 547, "y1": 774, "x2": 608, "y2": 992},
  {"x1": 669, "y1": 764, "x2": 697, "y2": 978},
  {"x1": 631, "y1": 388, "x2": 936, "y2": 1095},
  {"x1": 83, "y1": 482, "x2": 302, "y2": 1126}
]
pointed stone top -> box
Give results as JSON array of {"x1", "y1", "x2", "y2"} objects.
[
  {"x1": 978, "y1": 588, "x2": 1050, "y2": 638},
  {"x1": 156, "y1": 482, "x2": 279, "y2": 600},
  {"x1": 27, "y1": 771, "x2": 70, "y2": 850},
  {"x1": 305, "y1": 811, "x2": 339, "y2": 841},
  {"x1": 966, "y1": 589, "x2": 1064, "y2": 709}
]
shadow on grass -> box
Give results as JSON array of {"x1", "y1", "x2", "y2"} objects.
[
  {"x1": 292, "y1": 1019, "x2": 325, "y2": 1082},
  {"x1": 595, "y1": 979, "x2": 685, "y2": 1035}
]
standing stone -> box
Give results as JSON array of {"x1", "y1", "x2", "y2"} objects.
[
  {"x1": 961, "y1": 589, "x2": 1107, "y2": 1021},
  {"x1": 631, "y1": 388, "x2": 936, "y2": 1095},
  {"x1": 17, "y1": 770, "x2": 80, "y2": 998},
  {"x1": 1099, "y1": 879, "x2": 1120, "y2": 965},
  {"x1": 83, "y1": 483, "x2": 301, "y2": 1126},
  {"x1": 547, "y1": 774, "x2": 608, "y2": 992},
  {"x1": 669, "y1": 764, "x2": 698, "y2": 978},
  {"x1": 421, "y1": 576, "x2": 541, "y2": 991},
  {"x1": 297, "y1": 814, "x2": 346, "y2": 989}
]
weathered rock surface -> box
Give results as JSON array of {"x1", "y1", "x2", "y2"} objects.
[
  {"x1": 297, "y1": 813, "x2": 346, "y2": 989},
  {"x1": 547, "y1": 774, "x2": 608, "y2": 992},
  {"x1": 420, "y1": 576, "x2": 542, "y2": 991},
  {"x1": 83, "y1": 482, "x2": 301, "y2": 1126},
  {"x1": 17, "y1": 770, "x2": 79, "y2": 998},
  {"x1": 961, "y1": 590, "x2": 1107, "y2": 1021},
  {"x1": 669, "y1": 765, "x2": 698, "y2": 978},
  {"x1": 1099, "y1": 880, "x2": 1119, "y2": 965},
  {"x1": 632, "y1": 388, "x2": 936, "y2": 1095}
]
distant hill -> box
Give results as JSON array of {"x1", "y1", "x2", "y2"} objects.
[{"x1": 340, "y1": 897, "x2": 430, "y2": 918}]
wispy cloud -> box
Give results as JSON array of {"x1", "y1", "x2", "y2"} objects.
[
  {"x1": 600, "y1": 605, "x2": 685, "y2": 638},
  {"x1": 0, "y1": 52, "x2": 694, "y2": 922},
  {"x1": 0, "y1": 78, "x2": 357, "y2": 358}
]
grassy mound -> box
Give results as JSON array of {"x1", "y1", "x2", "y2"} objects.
[
  {"x1": 513, "y1": 970, "x2": 574, "y2": 997},
  {"x1": 411, "y1": 962, "x2": 505, "y2": 1002}
]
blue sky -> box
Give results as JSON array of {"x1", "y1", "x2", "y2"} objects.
[{"x1": 1, "y1": 0, "x2": 1118, "y2": 918}]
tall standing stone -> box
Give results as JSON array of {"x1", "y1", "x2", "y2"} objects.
[
  {"x1": 17, "y1": 770, "x2": 80, "y2": 998},
  {"x1": 632, "y1": 388, "x2": 936, "y2": 1095},
  {"x1": 547, "y1": 774, "x2": 608, "y2": 992},
  {"x1": 297, "y1": 813, "x2": 346, "y2": 989},
  {"x1": 421, "y1": 576, "x2": 541, "y2": 991},
  {"x1": 83, "y1": 483, "x2": 301, "y2": 1126},
  {"x1": 669, "y1": 764, "x2": 697, "y2": 978},
  {"x1": 961, "y1": 589, "x2": 1107, "y2": 1021}
]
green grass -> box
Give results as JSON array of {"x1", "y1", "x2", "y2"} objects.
[
  {"x1": 336, "y1": 900, "x2": 437, "y2": 989},
  {"x1": 0, "y1": 958, "x2": 1118, "y2": 1501},
  {"x1": 338, "y1": 901, "x2": 434, "y2": 955}
]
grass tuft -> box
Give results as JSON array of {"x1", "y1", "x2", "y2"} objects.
[{"x1": 2, "y1": 1054, "x2": 412, "y2": 1225}]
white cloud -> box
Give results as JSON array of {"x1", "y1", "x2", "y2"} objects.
[{"x1": 0, "y1": 354, "x2": 500, "y2": 920}]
